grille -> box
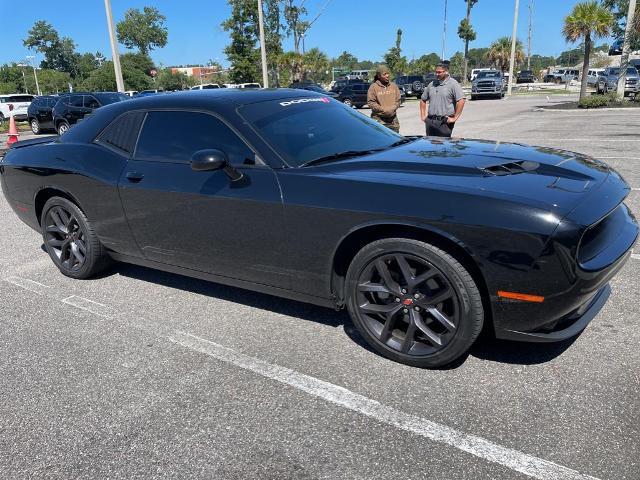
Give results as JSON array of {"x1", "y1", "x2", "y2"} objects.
[{"x1": 477, "y1": 81, "x2": 495, "y2": 88}]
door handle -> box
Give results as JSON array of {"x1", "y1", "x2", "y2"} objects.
[{"x1": 125, "y1": 171, "x2": 144, "y2": 182}]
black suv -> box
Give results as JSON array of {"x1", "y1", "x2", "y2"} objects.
[
  {"x1": 52, "y1": 92, "x2": 129, "y2": 135},
  {"x1": 336, "y1": 83, "x2": 370, "y2": 107},
  {"x1": 395, "y1": 75, "x2": 426, "y2": 99},
  {"x1": 516, "y1": 70, "x2": 536, "y2": 83},
  {"x1": 27, "y1": 95, "x2": 59, "y2": 134}
]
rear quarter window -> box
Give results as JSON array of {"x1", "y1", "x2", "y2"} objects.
[{"x1": 95, "y1": 112, "x2": 146, "y2": 155}]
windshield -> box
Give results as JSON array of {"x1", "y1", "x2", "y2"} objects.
[
  {"x1": 477, "y1": 71, "x2": 501, "y2": 79},
  {"x1": 607, "y1": 68, "x2": 635, "y2": 75},
  {"x1": 239, "y1": 97, "x2": 402, "y2": 167},
  {"x1": 95, "y1": 92, "x2": 129, "y2": 104}
]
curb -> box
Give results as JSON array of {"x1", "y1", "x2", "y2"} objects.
[{"x1": 534, "y1": 106, "x2": 640, "y2": 112}]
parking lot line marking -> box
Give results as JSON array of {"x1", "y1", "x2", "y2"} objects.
[
  {"x1": 596, "y1": 157, "x2": 639, "y2": 160},
  {"x1": 62, "y1": 296, "x2": 115, "y2": 318},
  {"x1": 632, "y1": 254, "x2": 640, "y2": 260},
  {"x1": 4, "y1": 276, "x2": 52, "y2": 295},
  {"x1": 169, "y1": 331, "x2": 600, "y2": 480}
]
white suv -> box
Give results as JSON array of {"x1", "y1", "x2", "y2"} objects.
[{"x1": 0, "y1": 94, "x2": 35, "y2": 125}]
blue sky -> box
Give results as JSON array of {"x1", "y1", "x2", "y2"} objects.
[{"x1": 2, "y1": 0, "x2": 612, "y2": 68}]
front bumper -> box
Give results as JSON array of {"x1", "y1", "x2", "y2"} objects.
[{"x1": 496, "y1": 283, "x2": 610, "y2": 342}]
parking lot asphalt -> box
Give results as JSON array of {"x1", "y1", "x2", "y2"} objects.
[{"x1": 1, "y1": 95, "x2": 639, "y2": 479}]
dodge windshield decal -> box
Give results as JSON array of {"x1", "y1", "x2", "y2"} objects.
[{"x1": 279, "y1": 97, "x2": 331, "y2": 107}]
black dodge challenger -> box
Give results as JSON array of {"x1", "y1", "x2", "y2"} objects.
[{"x1": 1, "y1": 89, "x2": 637, "y2": 368}]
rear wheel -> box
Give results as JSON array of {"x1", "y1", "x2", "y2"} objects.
[
  {"x1": 30, "y1": 118, "x2": 40, "y2": 134},
  {"x1": 41, "y1": 197, "x2": 111, "y2": 279},
  {"x1": 345, "y1": 238, "x2": 483, "y2": 368},
  {"x1": 57, "y1": 121, "x2": 70, "y2": 135}
]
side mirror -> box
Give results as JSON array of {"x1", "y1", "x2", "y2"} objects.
[
  {"x1": 190, "y1": 149, "x2": 243, "y2": 182},
  {"x1": 191, "y1": 149, "x2": 226, "y2": 171}
]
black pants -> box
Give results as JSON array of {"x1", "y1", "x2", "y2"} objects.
[{"x1": 426, "y1": 117, "x2": 455, "y2": 137}]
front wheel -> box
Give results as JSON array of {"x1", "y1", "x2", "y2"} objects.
[
  {"x1": 345, "y1": 238, "x2": 484, "y2": 368},
  {"x1": 41, "y1": 197, "x2": 111, "y2": 279},
  {"x1": 342, "y1": 98, "x2": 353, "y2": 107}
]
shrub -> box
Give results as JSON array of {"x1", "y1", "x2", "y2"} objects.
[{"x1": 578, "y1": 92, "x2": 618, "y2": 108}]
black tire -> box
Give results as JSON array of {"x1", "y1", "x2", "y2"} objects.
[
  {"x1": 41, "y1": 197, "x2": 111, "y2": 279},
  {"x1": 470, "y1": 95, "x2": 476, "y2": 101},
  {"x1": 57, "y1": 121, "x2": 70, "y2": 135},
  {"x1": 345, "y1": 238, "x2": 483, "y2": 368},
  {"x1": 30, "y1": 118, "x2": 40, "y2": 135},
  {"x1": 0, "y1": 113, "x2": 4, "y2": 127},
  {"x1": 342, "y1": 98, "x2": 353, "y2": 107}
]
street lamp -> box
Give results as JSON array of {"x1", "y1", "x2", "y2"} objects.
[{"x1": 26, "y1": 55, "x2": 41, "y2": 96}]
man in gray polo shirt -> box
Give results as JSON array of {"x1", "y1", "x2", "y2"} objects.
[{"x1": 419, "y1": 63, "x2": 466, "y2": 137}]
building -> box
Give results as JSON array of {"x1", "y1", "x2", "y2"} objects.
[{"x1": 170, "y1": 66, "x2": 220, "y2": 82}]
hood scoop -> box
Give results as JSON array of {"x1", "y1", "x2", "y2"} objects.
[{"x1": 479, "y1": 160, "x2": 540, "y2": 176}]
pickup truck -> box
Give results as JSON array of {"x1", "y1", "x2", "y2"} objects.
[{"x1": 596, "y1": 66, "x2": 640, "y2": 96}]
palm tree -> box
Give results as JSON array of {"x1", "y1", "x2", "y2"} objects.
[
  {"x1": 458, "y1": 0, "x2": 479, "y2": 83},
  {"x1": 563, "y1": 1, "x2": 613, "y2": 100},
  {"x1": 301, "y1": 47, "x2": 329, "y2": 82},
  {"x1": 486, "y1": 37, "x2": 524, "y2": 73}
]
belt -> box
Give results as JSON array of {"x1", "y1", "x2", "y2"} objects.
[{"x1": 427, "y1": 115, "x2": 450, "y2": 120}]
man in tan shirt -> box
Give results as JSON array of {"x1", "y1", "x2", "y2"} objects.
[{"x1": 367, "y1": 65, "x2": 401, "y2": 133}]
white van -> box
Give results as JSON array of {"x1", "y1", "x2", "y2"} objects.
[{"x1": 190, "y1": 83, "x2": 223, "y2": 90}]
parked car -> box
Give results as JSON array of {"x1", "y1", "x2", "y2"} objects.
[
  {"x1": 27, "y1": 95, "x2": 59, "y2": 134},
  {"x1": 516, "y1": 70, "x2": 536, "y2": 83},
  {"x1": 586, "y1": 69, "x2": 606, "y2": 87},
  {"x1": 336, "y1": 83, "x2": 370, "y2": 107},
  {"x1": 2, "y1": 89, "x2": 636, "y2": 368},
  {"x1": 331, "y1": 78, "x2": 367, "y2": 93},
  {"x1": 471, "y1": 70, "x2": 505, "y2": 100},
  {"x1": 237, "y1": 83, "x2": 261, "y2": 89},
  {"x1": 596, "y1": 66, "x2": 640, "y2": 96},
  {"x1": 395, "y1": 75, "x2": 426, "y2": 99},
  {"x1": 52, "y1": 92, "x2": 129, "y2": 135},
  {"x1": 124, "y1": 90, "x2": 138, "y2": 97},
  {"x1": 289, "y1": 82, "x2": 338, "y2": 98},
  {"x1": 0, "y1": 94, "x2": 34, "y2": 125},
  {"x1": 190, "y1": 83, "x2": 224, "y2": 90},
  {"x1": 135, "y1": 89, "x2": 164, "y2": 97},
  {"x1": 549, "y1": 69, "x2": 579, "y2": 84}
]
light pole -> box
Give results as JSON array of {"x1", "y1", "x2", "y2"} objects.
[
  {"x1": 26, "y1": 55, "x2": 41, "y2": 96},
  {"x1": 104, "y1": 0, "x2": 125, "y2": 92},
  {"x1": 441, "y1": 0, "x2": 448, "y2": 60},
  {"x1": 257, "y1": 0, "x2": 269, "y2": 88},
  {"x1": 16, "y1": 63, "x2": 28, "y2": 94},
  {"x1": 617, "y1": 0, "x2": 637, "y2": 98},
  {"x1": 507, "y1": 0, "x2": 520, "y2": 96}
]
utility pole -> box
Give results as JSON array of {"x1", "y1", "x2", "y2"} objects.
[
  {"x1": 507, "y1": 0, "x2": 520, "y2": 96},
  {"x1": 104, "y1": 0, "x2": 125, "y2": 92},
  {"x1": 442, "y1": 0, "x2": 448, "y2": 60},
  {"x1": 617, "y1": 0, "x2": 637, "y2": 98},
  {"x1": 257, "y1": 0, "x2": 269, "y2": 88},
  {"x1": 26, "y1": 56, "x2": 41, "y2": 96},
  {"x1": 527, "y1": 0, "x2": 533, "y2": 70}
]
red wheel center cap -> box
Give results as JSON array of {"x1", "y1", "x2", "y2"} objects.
[{"x1": 402, "y1": 298, "x2": 413, "y2": 306}]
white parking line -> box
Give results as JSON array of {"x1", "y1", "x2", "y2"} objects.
[
  {"x1": 4, "y1": 276, "x2": 51, "y2": 295},
  {"x1": 169, "y1": 330, "x2": 600, "y2": 480},
  {"x1": 62, "y1": 295, "x2": 115, "y2": 318},
  {"x1": 632, "y1": 254, "x2": 640, "y2": 260}
]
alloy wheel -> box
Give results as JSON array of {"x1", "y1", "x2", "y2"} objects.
[
  {"x1": 355, "y1": 253, "x2": 460, "y2": 356},
  {"x1": 43, "y1": 205, "x2": 87, "y2": 272}
]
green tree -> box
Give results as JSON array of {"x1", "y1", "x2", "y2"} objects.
[
  {"x1": 282, "y1": 0, "x2": 331, "y2": 54},
  {"x1": 408, "y1": 55, "x2": 436, "y2": 75},
  {"x1": 157, "y1": 69, "x2": 189, "y2": 90},
  {"x1": 486, "y1": 37, "x2": 524, "y2": 72},
  {"x1": 467, "y1": 48, "x2": 489, "y2": 68},
  {"x1": 563, "y1": 1, "x2": 613, "y2": 99},
  {"x1": 602, "y1": 0, "x2": 640, "y2": 50},
  {"x1": 383, "y1": 29, "x2": 408, "y2": 75},
  {"x1": 333, "y1": 51, "x2": 358, "y2": 72},
  {"x1": 448, "y1": 52, "x2": 465, "y2": 76},
  {"x1": 264, "y1": 0, "x2": 283, "y2": 85},
  {"x1": 116, "y1": 7, "x2": 168, "y2": 56},
  {"x1": 278, "y1": 51, "x2": 303, "y2": 85},
  {"x1": 458, "y1": 0, "x2": 479, "y2": 83},
  {"x1": 301, "y1": 47, "x2": 329, "y2": 82},
  {"x1": 23, "y1": 21, "x2": 80, "y2": 76},
  {"x1": 222, "y1": 0, "x2": 260, "y2": 83}
]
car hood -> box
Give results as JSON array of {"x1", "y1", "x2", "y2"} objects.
[{"x1": 320, "y1": 138, "x2": 613, "y2": 217}]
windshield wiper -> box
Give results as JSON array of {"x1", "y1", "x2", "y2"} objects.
[{"x1": 301, "y1": 150, "x2": 379, "y2": 167}]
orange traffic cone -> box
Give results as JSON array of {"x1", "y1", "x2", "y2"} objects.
[{"x1": 6, "y1": 114, "x2": 20, "y2": 147}]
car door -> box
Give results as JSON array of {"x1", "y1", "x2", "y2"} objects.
[
  {"x1": 354, "y1": 84, "x2": 368, "y2": 105},
  {"x1": 83, "y1": 95, "x2": 101, "y2": 115},
  {"x1": 117, "y1": 110, "x2": 289, "y2": 288}
]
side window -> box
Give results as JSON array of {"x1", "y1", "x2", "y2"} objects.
[
  {"x1": 96, "y1": 111, "x2": 146, "y2": 155},
  {"x1": 68, "y1": 95, "x2": 83, "y2": 107},
  {"x1": 48, "y1": 98, "x2": 58, "y2": 108},
  {"x1": 135, "y1": 111, "x2": 255, "y2": 166},
  {"x1": 84, "y1": 96, "x2": 100, "y2": 109}
]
